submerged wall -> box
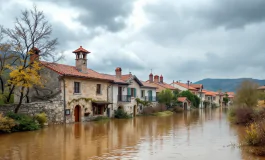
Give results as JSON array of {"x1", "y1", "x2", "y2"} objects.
[{"x1": 0, "y1": 100, "x2": 64, "y2": 124}]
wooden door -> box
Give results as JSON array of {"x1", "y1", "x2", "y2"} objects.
[{"x1": 74, "y1": 105, "x2": 80, "y2": 122}]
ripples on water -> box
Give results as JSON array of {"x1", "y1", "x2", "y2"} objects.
[{"x1": 0, "y1": 108, "x2": 264, "y2": 160}]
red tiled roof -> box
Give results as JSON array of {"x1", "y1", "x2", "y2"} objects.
[
  {"x1": 41, "y1": 61, "x2": 126, "y2": 83},
  {"x1": 141, "y1": 81, "x2": 157, "y2": 88},
  {"x1": 178, "y1": 97, "x2": 189, "y2": 103},
  {"x1": 190, "y1": 84, "x2": 203, "y2": 89},
  {"x1": 226, "y1": 92, "x2": 235, "y2": 98},
  {"x1": 146, "y1": 80, "x2": 177, "y2": 92},
  {"x1": 258, "y1": 86, "x2": 265, "y2": 90},
  {"x1": 203, "y1": 90, "x2": 217, "y2": 96},
  {"x1": 72, "y1": 46, "x2": 90, "y2": 53},
  {"x1": 172, "y1": 82, "x2": 197, "y2": 91},
  {"x1": 121, "y1": 74, "x2": 132, "y2": 81}
]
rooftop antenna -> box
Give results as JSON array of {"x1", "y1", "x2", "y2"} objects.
[{"x1": 151, "y1": 69, "x2": 153, "y2": 73}]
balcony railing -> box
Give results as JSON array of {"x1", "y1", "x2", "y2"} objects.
[
  {"x1": 117, "y1": 95, "x2": 131, "y2": 102},
  {"x1": 141, "y1": 96, "x2": 157, "y2": 102}
]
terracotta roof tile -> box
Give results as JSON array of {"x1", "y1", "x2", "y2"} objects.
[
  {"x1": 121, "y1": 74, "x2": 132, "y2": 81},
  {"x1": 172, "y1": 82, "x2": 197, "y2": 91},
  {"x1": 72, "y1": 46, "x2": 90, "y2": 53},
  {"x1": 203, "y1": 90, "x2": 217, "y2": 96},
  {"x1": 258, "y1": 86, "x2": 265, "y2": 90},
  {"x1": 146, "y1": 80, "x2": 177, "y2": 92},
  {"x1": 178, "y1": 97, "x2": 189, "y2": 103},
  {"x1": 190, "y1": 84, "x2": 203, "y2": 89},
  {"x1": 41, "y1": 61, "x2": 126, "y2": 83},
  {"x1": 141, "y1": 81, "x2": 157, "y2": 88}
]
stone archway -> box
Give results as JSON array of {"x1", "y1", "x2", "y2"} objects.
[
  {"x1": 74, "y1": 105, "x2": 81, "y2": 122},
  {"x1": 118, "y1": 106, "x2": 124, "y2": 110}
]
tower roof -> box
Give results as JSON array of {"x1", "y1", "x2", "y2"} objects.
[{"x1": 72, "y1": 46, "x2": 90, "y2": 54}]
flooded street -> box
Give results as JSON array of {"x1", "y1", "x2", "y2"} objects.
[{"x1": 0, "y1": 108, "x2": 263, "y2": 160}]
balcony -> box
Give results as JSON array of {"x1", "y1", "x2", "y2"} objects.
[
  {"x1": 141, "y1": 96, "x2": 157, "y2": 102},
  {"x1": 117, "y1": 95, "x2": 131, "y2": 102}
]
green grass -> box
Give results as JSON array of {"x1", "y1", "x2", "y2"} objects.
[
  {"x1": 152, "y1": 111, "x2": 173, "y2": 117},
  {"x1": 93, "y1": 116, "x2": 110, "y2": 122},
  {"x1": 0, "y1": 94, "x2": 14, "y2": 105}
]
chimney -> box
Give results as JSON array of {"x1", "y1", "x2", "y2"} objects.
[
  {"x1": 115, "y1": 67, "x2": 122, "y2": 78},
  {"x1": 73, "y1": 46, "x2": 90, "y2": 74},
  {"x1": 154, "y1": 75, "x2": 159, "y2": 83},
  {"x1": 29, "y1": 47, "x2": 40, "y2": 64},
  {"x1": 160, "y1": 75, "x2": 163, "y2": 83},
  {"x1": 149, "y1": 73, "x2": 153, "y2": 83}
]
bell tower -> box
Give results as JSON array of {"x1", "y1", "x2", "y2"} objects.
[{"x1": 72, "y1": 46, "x2": 90, "y2": 73}]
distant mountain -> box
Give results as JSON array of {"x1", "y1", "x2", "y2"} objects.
[{"x1": 194, "y1": 78, "x2": 265, "y2": 92}]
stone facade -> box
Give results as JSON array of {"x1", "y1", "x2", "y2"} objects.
[
  {"x1": 0, "y1": 100, "x2": 64, "y2": 124},
  {"x1": 63, "y1": 77, "x2": 111, "y2": 123}
]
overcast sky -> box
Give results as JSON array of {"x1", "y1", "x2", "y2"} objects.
[{"x1": 1, "y1": 0, "x2": 265, "y2": 83}]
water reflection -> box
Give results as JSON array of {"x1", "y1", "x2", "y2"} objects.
[{"x1": 0, "y1": 108, "x2": 263, "y2": 160}]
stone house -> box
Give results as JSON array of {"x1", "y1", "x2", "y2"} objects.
[{"x1": 27, "y1": 46, "x2": 129, "y2": 123}]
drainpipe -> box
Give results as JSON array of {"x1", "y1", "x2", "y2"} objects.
[{"x1": 62, "y1": 76, "x2": 66, "y2": 123}]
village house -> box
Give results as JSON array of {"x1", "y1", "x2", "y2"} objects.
[
  {"x1": 24, "y1": 46, "x2": 136, "y2": 123},
  {"x1": 170, "y1": 81, "x2": 206, "y2": 108},
  {"x1": 146, "y1": 73, "x2": 177, "y2": 94},
  {"x1": 104, "y1": 68, "x2": 158, "y2": 117}
]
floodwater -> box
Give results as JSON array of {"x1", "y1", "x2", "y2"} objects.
[{"x1": 0, "y1": 108, "x2": 264, "y2": 160}]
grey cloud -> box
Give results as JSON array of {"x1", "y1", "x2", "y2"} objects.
[
  {"x1": 197, "y1": 0, "x2": 265, "y2": 29},
  {"x1": 33, "y1": 0, "x2": 134, "y2": 32}
]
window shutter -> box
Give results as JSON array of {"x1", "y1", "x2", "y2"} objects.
[
  {"x1": 134, "y1": 88, "x2": 136, "y2": 97},
  {"x1": 127, "y1": 88, "x2": 131, "y2": 95}
]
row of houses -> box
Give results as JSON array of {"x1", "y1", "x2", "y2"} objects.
[{"x1": 22, "y1": 46, "x2": 234, "y2": 123}]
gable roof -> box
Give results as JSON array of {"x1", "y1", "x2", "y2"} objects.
[
  {"x1": 190, "y1": 84, "x2": 203, "y2": 89},
  {"x1": 171, "y1": 82, "x2": 197, "y2": 91},
  {"x1": 203, "y1": 90, "x2": 217, "y2": 96},
  {"x1": 258, "y1": 86, "x2": 265, "y2": 90},
  {"x1": 178, "y1": 97, "x2": 190, "y2": 103},
  {"x1": 146, "y1": 80, "x2": 177, "y2": 92},
  {"x1": 141, "y1": 81, "x2": 157, "y2": 89},
  {"x1": 41, "y1": 61, "x2": 127, "y2": 84}
]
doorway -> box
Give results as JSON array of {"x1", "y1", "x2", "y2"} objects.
[
  {"x1": 184, "y1": 102, "x2": 187, "y2": 110},
  {"x1": 74, "y1": 105, "x2": 81, "y2": 122}
]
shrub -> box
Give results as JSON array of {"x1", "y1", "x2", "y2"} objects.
[
  {"x1": 93, "y1": 116, "x2": 109, "y2": 121},
  {"x1": 245, "y1": 121, "x2": 265, "y2": 146},
  {"x1": 173, "y1": 106, "x2": 184, "y2": 113},
  {"x1": 228, "y1": 106, "x2": 254, "y2": 124},
  {"x1": 114, "y1": 109, "x2": 131, "y2": 119},
  {"x1": 6, "y1": 112, "x2": 40, "y2": 131},
  {"x1": 142, "y1": 106, "x2": 154, "y2": 115},
  {"x1": 245, "y1": 123, "x2": 260, "y2": 146},
  {"x1": 152, "y1": 111, "x2": 173, "y2": 117},
  {"x1": 0, "y1": 113, "x2": 16, "y2": 133},
  {"x1": 35, "y1": 113, "x2": 48, "y2": 127}
]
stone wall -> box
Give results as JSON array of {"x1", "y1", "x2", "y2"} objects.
[{"x1": 0, "y1": 100, "x2": 64, "y2": 124}]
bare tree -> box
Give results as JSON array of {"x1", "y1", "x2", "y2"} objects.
[
  {"x1": 234, "y1": 80, "x2": 259, "y2": 108},
  {"x1": 2, "y1": 6, "x2": 63, "y2": 112}
]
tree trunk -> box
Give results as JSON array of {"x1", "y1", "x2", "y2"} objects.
[
  {"x1": 14, "y1": 87, "x2": 25, "y2": 113},
  {"x1": 6, "y1": 85, "x2": 15, "y2": 103},
  {"x1": 0, "y1": 77, "x2": 4, "y2": 94},
  {"x1": 25, "y1": 87, "x2": 30, "y2": 103}
]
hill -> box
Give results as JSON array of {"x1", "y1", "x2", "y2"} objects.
[{"x1": 194, "y1": 78, "x2": 265, "y2": 92}]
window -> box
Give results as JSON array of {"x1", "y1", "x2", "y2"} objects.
[
  {"x1": 213, "y1": 97, "x2": 216, "y2": 101},
  {"x1": 141, "y1": 90, "x2": 145, "y2": 97},
  {"x1": 208, "y1": 96, "x2": 211, "y2": 101},
  {"x1": 96, "y1": 84, "x2": 101, "y2": 94},
  {"x1": 74, "y1": 82, "x2": 80, "y2": 93},
  {"x1": 94, "y1": 106, "x2": 103, "y2": 115}
]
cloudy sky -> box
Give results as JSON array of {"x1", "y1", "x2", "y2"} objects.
[{"x1": 1, "y1": 0, "x2": 265, "y2": 83}]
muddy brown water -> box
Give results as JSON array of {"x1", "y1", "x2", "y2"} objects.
[{"x1": 0, "y1": 108, "x2": 264, "y2": 160}]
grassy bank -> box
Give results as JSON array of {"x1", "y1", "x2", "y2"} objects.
[{"x1": 151, "y1": 111, "x2": 173, "y2": 117}]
